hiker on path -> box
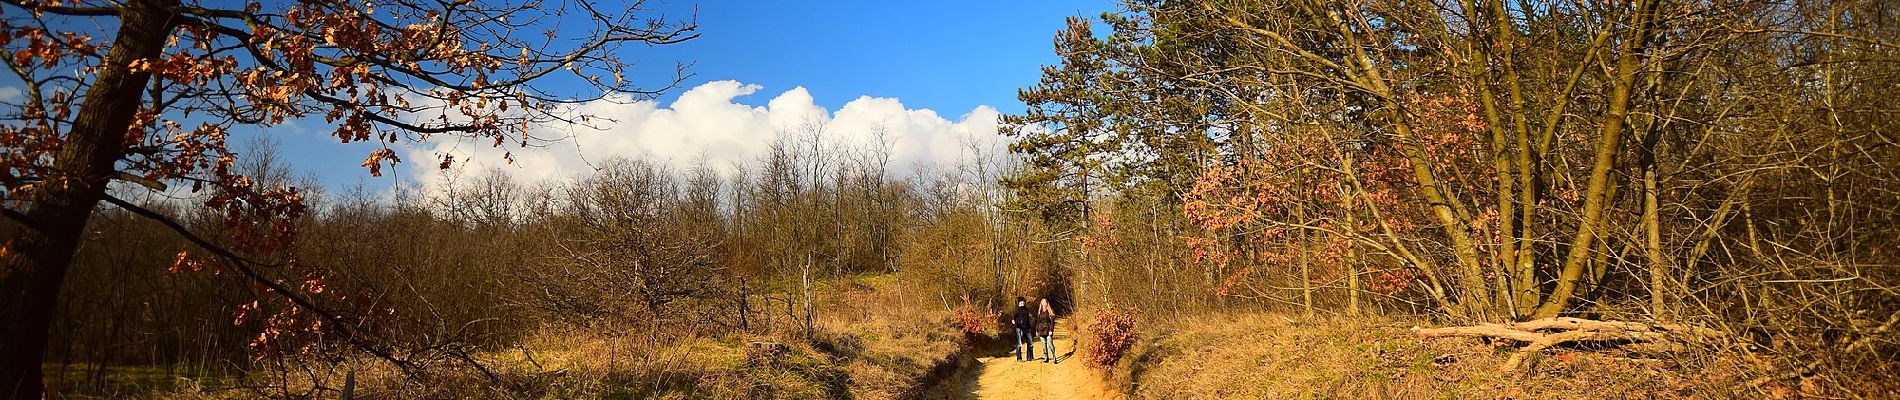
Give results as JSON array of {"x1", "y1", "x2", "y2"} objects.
[
  {"x1": 1037, "y1": 298, "x2": 1057, "y2": 363},
  {"x1": 1012, "y1": 296, "x2": 1035, "y2": 361}
]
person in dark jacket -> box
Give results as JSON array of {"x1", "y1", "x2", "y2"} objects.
[
  {"x1": 1011, "y1": 297, "x2": 1034, "y2": 361},
  {"x1": 1036, "y1": 298, "x2": 1057, "y2": 363}
]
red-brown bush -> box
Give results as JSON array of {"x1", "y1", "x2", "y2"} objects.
[
  {"x1": 1084, "y1": 307, "x2": 1139, "y2": 370},
  {"x1": 953, "y1": 295, "x2": 990, "y2": 341}
]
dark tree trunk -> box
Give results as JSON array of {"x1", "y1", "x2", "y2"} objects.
[{"x1": 0, "y1": 1, "x2": 173, "y2": 398}]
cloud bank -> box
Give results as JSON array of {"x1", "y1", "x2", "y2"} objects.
[{"x1": 401, "y1": 80, "x2": 1009, "y2": 193}]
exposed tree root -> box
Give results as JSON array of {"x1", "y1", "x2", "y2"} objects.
[{"x1": 1413, "y1": 317, "x2": 1723, "y2": 372}]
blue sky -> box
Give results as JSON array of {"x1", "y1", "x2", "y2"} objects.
[
  {"x1": 0, "y1": 1, "x2": 1117, "y2": 195},
  {"x1": 637, "y1": 0, "x2": 1106, "y2": 115},
  {"x1": 271, "y1": 0, "x2": 1116, "y2": 192}
]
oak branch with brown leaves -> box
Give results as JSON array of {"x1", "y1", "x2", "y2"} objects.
[{"x1": 0, "y1": 0, "x2": 693, "y2": 397}]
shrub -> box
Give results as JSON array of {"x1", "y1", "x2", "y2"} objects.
[
  {"x1": 952, "y1": 295, "x2": 990, "y2": 341},
  {"x1": 1084, "y1": 307, "x2": 1140, "y2": 370}
]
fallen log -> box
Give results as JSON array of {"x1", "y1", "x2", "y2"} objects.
[
  {"x1": 1412, "y1": 317, "x2": 1720, "y2": 372},
  {"x1": 1509, "y1": 317, "x2": 1652, "y2": 333},
  {"x1": 1413, "y1": 323, "x2": 1547, "y2": 343}
]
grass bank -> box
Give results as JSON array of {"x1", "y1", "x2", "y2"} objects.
[{"x1": 1106, "y1": 313, "x2": 1845, "y2": 399}]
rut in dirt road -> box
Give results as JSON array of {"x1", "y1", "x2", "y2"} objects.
[{"x1": 961, "y1": 320, "x2": 1120, "y2": 400}]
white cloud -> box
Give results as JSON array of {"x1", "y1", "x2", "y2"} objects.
[{"x1": 400, "y1": 80, "x2": 1010, "y2": 194}]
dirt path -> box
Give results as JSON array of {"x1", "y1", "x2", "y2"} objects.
[{"x1": 960, "y1": 320, "x2": 1120, "y2": 400}]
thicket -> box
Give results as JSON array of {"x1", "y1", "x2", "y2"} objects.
[{"x1": 1002, "y1": 0, "x2": 1900, "y2": 391}]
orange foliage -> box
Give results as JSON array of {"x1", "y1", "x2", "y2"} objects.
[
  {"x1": 1177, "y1": 94, "x2": 1496, "y2": 301},
  {"x1": 1084, "y1": 306, "x2": 1139, "y2": 370},
  {"x1": 953, "y1": 295, "x2": 991, "y2": 341}
]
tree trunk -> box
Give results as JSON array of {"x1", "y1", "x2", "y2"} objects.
[
  {"x1": 1642, "y1": 128, "x2": 1667, "y2": 318},
  {"x1": 1296, "y1": 202, "x2": 1313, "y2": 318},
  {"x1": 1343, "y1": 183, "x2": 1360, "y2": 317},
  {"x1": 1456, "y1": 0, "x2": 1521, "y2": 318},
  {"x1": 739, "y1": 278, "x2": 751, "y2": 332},
  {"x1": 801, "y1": 252, "x2": 813, "y2": 337},
  {"x1": 0, "y1": 1, "x2": 173, "y2": 397},
  {"x1": 1534, "y1": 0, "x2": 1658, "y2": 318},
  {"x1": 1644, "y1": 168, "x2": 1666, "y2": 315}
]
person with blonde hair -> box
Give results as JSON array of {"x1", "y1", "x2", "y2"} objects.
[{"x1": 1036, "y1": 298, "x2": 1057, "y2": 363}]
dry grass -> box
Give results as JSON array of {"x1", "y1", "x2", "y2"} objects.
[
  {"x1": 810, "y1": 274, "x2": 968, "y2": 399},
  {"x1": 133, "y1": 273, "x2": 966, "y2": 400},
  {"x1": 1112, "y1": 313, "x2": 1806, "y2": 399},
  {"x1": 143, "y1": 329, "x2": 800, "y2": 399}
]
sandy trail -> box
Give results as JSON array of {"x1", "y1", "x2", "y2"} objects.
[{"x1": 961, "y1": 320, "x2": 1120, "y2": 400}]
